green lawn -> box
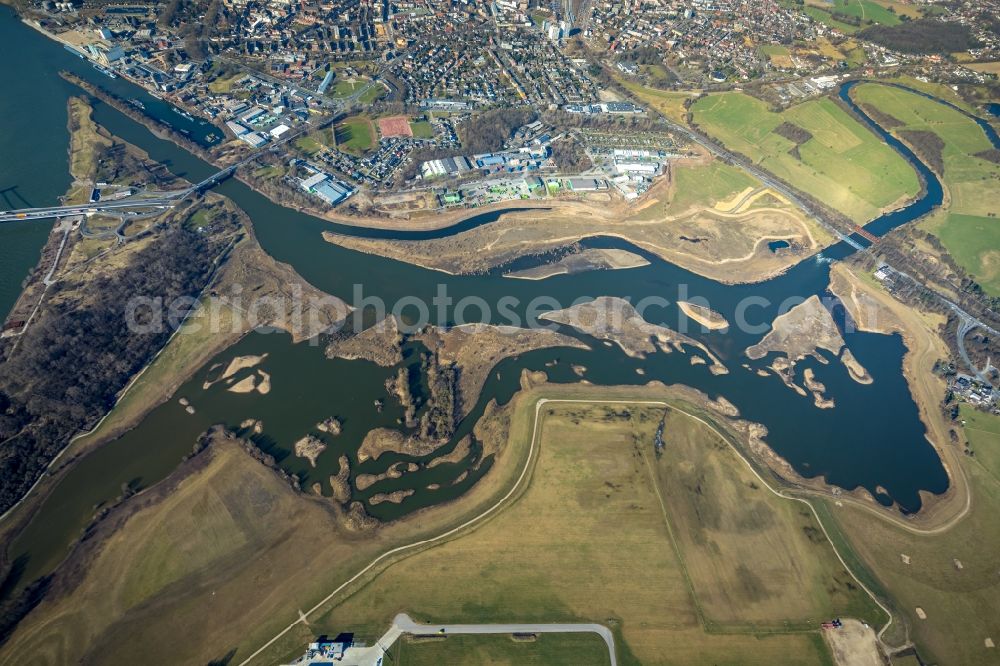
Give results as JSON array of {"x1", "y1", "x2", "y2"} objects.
[
  {"x1": 671, "y1": 161, "x2": 758, "y2": 212},
  {"x1": 625, "y1": 159, "x2": 773, "y2": 227},
  {"x1": 638, "y1": 63, "x2": 674, "y2": 87},
  {"x1": 296, "y1": 399, "x2": 873, "y2": 664},
  {"x1": 358, "y1": 82, "x2": 387, "y2": 104},
  {"x1": 852, "y1": 83, "x2": 1000, "y2": 293},
  {"x1": 409, "y1": 120, "x2": 434, "y2": 139},
  {"x1": 295, "y1": 135, "x2": 325, "y2": 155},
  {"x1": 759, "y1": 44, "x2": 790, "y2": 57},
  {"x1": 394, "y1": 634, "x2": 611, "y2": 666},
  {"x1": 617, "y1": 79, "x2": 694, "y2": 123},
  {"x1": 208, "y1": 73, "x2": 243, "y2": 94},
  {"x1": 253, "y1": 165, "x2": 284, "y2": 180},
  {"x1": 331, "y1": 78, "x2": 367, "y2": 98},
  {"x1": 335, "y1": 116, "x2": 375, "y2": 154},
  {"x1": 691, "y1": 92, "x2": 920, "y2": 223}
]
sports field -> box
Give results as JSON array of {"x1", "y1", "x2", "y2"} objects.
[
  {"x1": 294, "y1": 398, "x2": 880, "y2": 664},
  {"x1": 335, "y1": 115, "x2": 376, "y2": 154},
  {"x1": 691, "y1": 92, "x2": 920, "y2": 224},
  {"x1": 409, "y1": 119, "x2": 434, "y2": 139},
  {"x1": 851, "y1": 83, "x2": 1000, "y2": 294},
  {"x1": 378, "y1": 114, "x2": 413, "y2": 138}
]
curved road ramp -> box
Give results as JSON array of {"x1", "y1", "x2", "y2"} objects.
[{"x1": 288, "y1": 613, "x2": 617, "y2": 666}]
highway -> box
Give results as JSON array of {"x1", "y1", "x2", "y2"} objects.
[
  {"x1": 1, "y1": 44, "x2": 399, "y2": 226},
  {"x1": 0, "y1": 114, "x2": 304, "y2": 223},
  {"x1": 0, "y1": 198, "x2": 175, "y2": 222},
  {"x1": 0, "y1": 168, "x2": 235, "y2": 223}
]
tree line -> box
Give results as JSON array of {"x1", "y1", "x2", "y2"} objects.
[{"x1": 0, "y1": 218, "x2": 233, "y2": 518}]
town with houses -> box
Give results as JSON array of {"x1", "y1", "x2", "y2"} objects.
[{"x1": 20, "y1": 0, "x2": 1000, "y2": 220}]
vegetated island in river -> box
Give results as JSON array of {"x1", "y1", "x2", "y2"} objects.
[
  {"x1": 745, "y1": 295, "x2": 873, "y2": 392},
  {"x1": 59, "y1": 71, "x2": 227, "y2": 165},
  {"x1": 540, "y1": 296, "x2": 729, "y2": 375}
]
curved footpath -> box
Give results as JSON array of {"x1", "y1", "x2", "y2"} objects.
[{"x1": 244, "y1": 396, "x2": 905, "y2": 666}]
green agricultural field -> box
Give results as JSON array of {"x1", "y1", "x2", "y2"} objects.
[
  {"x1": 299, "y1": 399, "x2": 879, "y2": 664},
  {"x1": 800, "y1": 5, "x2": 861, "y2": 34},
  {"x1": 882, "y1": 76, "x2": 977, "y2": 113},
  {"x1": 851, "y1": 83, "x2": 1000, "y2": 293},
  {"x1": 691, "y1": 92, "x2": 921, "y2": 223},
  {"x1": 335, "y1": 116, "x2": 376, "y2": 154},
  {"x1": 830, "y1": 456, "x2": 1000, "y2": 665},
  {"x1": 409, "y1": 120, "x2": 434, "y2": 139},
  {"x1": 935, "y1": 214, "x2": 1000, "y2": 294}
]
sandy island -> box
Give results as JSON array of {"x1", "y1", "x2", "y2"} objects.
[
  {"x1": 293, "y1": 435, "x2": 327, "y2": 468},
  {"x1": 206, "y1": 354, "x2": 267, "y2": 389},
  {"x1": 504, "y1": 248, "x2": 650, "y2": 280},
  {"x1": 540, "y1": 296, "x2": 728, "y2": 375},
  {"x1": 677, "y1": 301, "x2": 730, "y2": 331},
  {"x1": 225, "y1": 369, "x2": 272, "y2": 395},
  {"x1": 746, "y1": 295, "x2": 871, "y2": 390}
]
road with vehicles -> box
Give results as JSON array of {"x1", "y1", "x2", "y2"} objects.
[{"x1": 0, "y1": 111, "x2": 319, "y2": 223}]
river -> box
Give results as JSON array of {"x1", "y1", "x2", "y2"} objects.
[{"x1": 5, "y1": 5, "x2": 988, "y2": 593}]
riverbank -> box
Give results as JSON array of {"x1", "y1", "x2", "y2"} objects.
[
  {"x1": 0, "y1": 100, "x2": 351, "y2": 597},
  {"x1": 828, "y1": 263, "x2": 969, "y2": 530},
  {"x1": 59, "y1": 71, "x2": 230, "y2": 166},
  {"x1": 246, "y1": 378, "x2": 894, "y2": 665}
]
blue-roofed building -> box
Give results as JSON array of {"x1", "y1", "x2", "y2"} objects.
[{"x1": 476, "y1": 154, "x2": 506, "y2": 167}]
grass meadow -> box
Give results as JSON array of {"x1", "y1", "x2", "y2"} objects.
[
  {"x1": 691, "y1": 92, "x2": 920, "y2": 224},
  {"x1": 852, "y1": 83, "x2": 1000, "y2": 294}
]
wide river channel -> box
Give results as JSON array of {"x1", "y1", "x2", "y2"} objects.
[{"x1": 4, "y1": 6, "x2": 997, "y2": 593}]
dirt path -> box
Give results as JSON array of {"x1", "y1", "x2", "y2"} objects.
[{"x1": 823, "y1": 618, "x2": 881, "y2": 666}]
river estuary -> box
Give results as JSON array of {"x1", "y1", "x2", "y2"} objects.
[{"x1": 6, "y1": 6, "x2": 997, "y2": 594}]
